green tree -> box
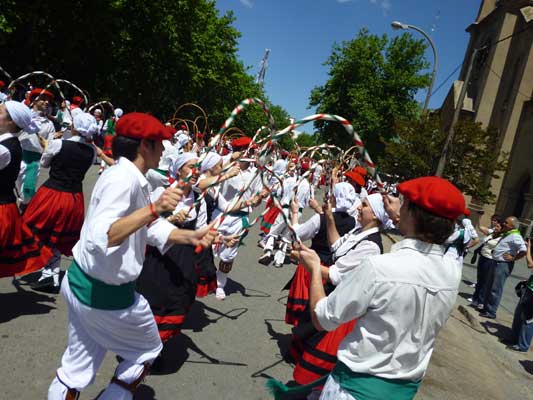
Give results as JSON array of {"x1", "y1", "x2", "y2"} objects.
[
  {"x1": 379, "y1": 115, "x2": 508, "y2": 204},
  {"x1": 295, "y1": 133, "x2": 317, "y2": 148},
  {"x1": 0, "y1": 0, "x2": 289, "y2": 135},
  {"x1": 309, "y1": 28, "x2": 430, "y2": 158}
]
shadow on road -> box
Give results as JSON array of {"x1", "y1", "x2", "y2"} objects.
[
  {"x1": 151, "y1": 333, "x2": 247, "y2": 376},
  {"x1": 519, "y1": 360, "x2": 533, "y2": 375},
  {"x1": 0, "y1": 283, "x2": 56, "y2": 324},
  {"x1": 182, "y1": 301, "x2": 248, "y2": 333},
  {"x1": 224, "y1": 278, "x2": 271, "y2": 298},
  {"x1": 481, "y1": 320, "x2": 513, "y2": 342},
  {"x1": 134, "y1": 384, "x2": 158, "y2": 399}
]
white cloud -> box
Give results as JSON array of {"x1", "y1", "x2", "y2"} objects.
[{"x1": 240, "y1": 0, "x2": 254, "y2": 8}]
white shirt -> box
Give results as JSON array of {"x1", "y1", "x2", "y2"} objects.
[
  {"x1": 0, "y1": 133, "x2": 16, "y2": 170},
  {"x1": 445, "y1": 224, "x2": 472, "y2": 263},
  {"x1": 40, "y1": 136, "x2": 96, "y2": 168},
  {"x1": 220, "y1": 167, "x2": 260, "y2": 213},
  {"x1": 295, "y1": 213, "x2": 321, "y2": 242},
  {"x1": 462, "y1": 218, "x2": 478, "y2": 239},
  {"x1": 296, "y1": 178, "x2": 312, "y2": 209},
  {"x1": 18, "y1": 111, "x2": 55, "y2": 153},
  {"x1": 492, "y1": 231, "x2": 526, "y2": 262},
  {"x1": 72, "y1": 157, "x2": 176, "y2": 285},
  {"x1": 315, "y1": 238, "x2": 461, "y2": 381},
  {"x1": 328, "y1": 227, "x2": 382, "y2": 286}
]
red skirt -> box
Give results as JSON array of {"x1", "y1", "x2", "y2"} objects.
[
  {"x1": 286, "y1": 263, "x2": 327, "y2": 326},
  {"x1": 23, "y1": 186, "x2": 85, "y2": 256},
  {"x1": 293, "y1": 320, "x2": 357, "y2": 385},
  {"x1": 260, "y1": 199, "x2": 280, "y2": 234},
  {"x1": 103, "y1": 135, "x2": 114, "y2": 157},
  {"x1": 0, "y1": 203, "x2": 53, "y2": 278}
]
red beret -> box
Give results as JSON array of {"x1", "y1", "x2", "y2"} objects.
[
  {"x1": 280, "y1": 150, "x2": 290, "y2": 157},
  {"x1": 464, "y1": 208, "x2": 471, "y2": 217},
  {"x1": 116, "y1": 112, "x2": 172, "y2": 141},
  {"x1": 397, "y1": 176, "x2": 465, "y2": 220},
  {"x1": 344, "y1": 170, "x2": 365, "y2": 187},
  {"x1": 353, "y1": 166, "x2": 367, "y2": 177},
  {"x1": 179, "y1": 124, "x2": 187, "y2": 130},
  {"x1": 166, "y1": 126, "x2": 177, "y2": 136},
  {"x1": 72, "y1": 96, "x2": 84, "y2": 105},
  {"x1": 0, "y1": 80, "x2": 5, "y2": 88},
  {"x1": 231, "y1": 136, "x2": 252, "y2": 151},
  {"x1": 197, "y1": 132, "x2": 205, "y2": 139},
  {"x1": 301, "y1": 161, "x2": 310, "y2": 171},
  {"x1": 30, "y1": 88, "x2": 54, "y2": 101}
]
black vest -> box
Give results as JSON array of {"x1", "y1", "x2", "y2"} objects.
[
  {"x1": 0, "y1": 136, "x2": 22, "y2": 204},
  {"x1": 44, "y1": 140, "x2": 94, "y2": 193},
  {"x1": 311, "y1": 211, "x2": 356, "y2": 266}
]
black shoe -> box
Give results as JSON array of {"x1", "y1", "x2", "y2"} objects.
[
  {"x1": 258, "y1": 253, "x2": 274, "y2": 266},
  {"x1": 478, "y1": 311, "x2": 496, "y2": 319},
  {"x1": 30, "y1": 276, "x2": 58, "y2": 290},
  {"x1": 506, "y1": 345, "x2": 527, "y2": 353}
]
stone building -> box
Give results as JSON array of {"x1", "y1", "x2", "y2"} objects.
[{"x1": 440, "y1": 0, "x2": 533, "y2": 227}]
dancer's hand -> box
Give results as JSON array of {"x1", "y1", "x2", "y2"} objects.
[
  {"x1": 290, "y1": 198, "x2": 299, "y2": 214},
  {"x1": 383, "y1": 194, "x2": 401, "y2": 225},
  {"x1": 291, "y1": 242, "x2": 321, "y2": 273},
  {"x1": 168, "y1": 209, "x2": 189, "y2": 224},
  {"x1": 225, "y1": 165, "x2": 240, "y2": 179},
  {"x1": 223, "y1": 234, "x2": 240, "y2": 247},
  {"x1": 309, "y1": 198, "x2": 321, "y2": 214},
  {"x1": 154, "y1": 186, "x2": 183, "y2": 215}
]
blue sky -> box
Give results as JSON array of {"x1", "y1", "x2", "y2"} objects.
[{"x1": 216, "y1": 0, "x2": 479, "y2": 124}]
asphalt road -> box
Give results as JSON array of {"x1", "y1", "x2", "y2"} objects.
[{"x1": 0, "y1": 164, "x2": 529, "y2": 399}]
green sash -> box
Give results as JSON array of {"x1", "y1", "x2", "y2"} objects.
[
  {"x1": 22, "y1": 150, "x2": 41, "y2": 200},
  {"x1": 67, "y1": 260, "x2": 136, "y2": 310},
  {"x1": 331, "y1": 362, "x2": 421, "y2": 400}
]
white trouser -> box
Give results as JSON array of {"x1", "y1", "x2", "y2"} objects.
[
  {"x1": 216, "y1": 270, "x2": 228, "y2": 290},
  {"x1": 319, "y1": 375, "x2": 355, "y2": 400},
  {"x1": 48, "y1": 275, "x2": 162, "y2": 399}
]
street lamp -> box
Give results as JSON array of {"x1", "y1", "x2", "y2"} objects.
[{"x1": 391, "y1": 21, "x2": 438, "y2": 113}]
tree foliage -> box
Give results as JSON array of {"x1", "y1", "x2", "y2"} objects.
[
  {"x1": 379, "y1": 114, "x2": 508, "y2": 204},
  {"x1": 309, "y1": 28, "x2": 430, "y2": 158},
  {"x1": 0, "y1": 0, "x2": 285, "y2": 134}
]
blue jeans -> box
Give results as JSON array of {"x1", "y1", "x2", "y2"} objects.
[
  {"x1": 483, "y1": 261, "x2": 512, "y2": 317},
  {"x1": 511, "y1": 301, "x2": 533, "y2": 351},
  {"x1": 472, "y1": 255, "x2": 494, "y2": 305}
]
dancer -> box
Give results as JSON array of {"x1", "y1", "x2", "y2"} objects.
[
  {"x1": 48, "y1": 113, "x2": 214, "y2": 400},
  {"x1": 23, "y1": 112, "x2": 98, "y2": 290},
  {"x1": 0, "y1": 101, "x2": 53, "y2": 278}
]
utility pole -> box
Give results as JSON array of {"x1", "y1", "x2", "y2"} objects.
[
  {"x1": 255, "y1": 49, "x2": 270, "y2": 85},
  {"x1": 435, "y1": 48, "x2": 479, "y2": 177}
]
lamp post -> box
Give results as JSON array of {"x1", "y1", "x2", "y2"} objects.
[{"x1": 391, "y1": 21, "x2": 438, "y2": 113}]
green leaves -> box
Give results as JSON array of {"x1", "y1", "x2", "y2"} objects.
[
  {"x1": 309, "y1": 28, "x2": 430, "y2": 158},
  {"x1": 379, "y1": 115, "x2": 508, "y2": 204},
  {"x1": 0, "y1": 0, "x2": 288, "y2": 135}
]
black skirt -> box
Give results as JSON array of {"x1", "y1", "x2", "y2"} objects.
[{"x1": 137, "y1": 244, "x2": 198, "y2": 342}]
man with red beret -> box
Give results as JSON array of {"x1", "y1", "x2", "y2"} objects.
[
  {"x1": 17, "y1": 88, "x2": 56, "y2": 208},
  {"x1": 292, "y1": 176, "x2": 465, "y2": 400},
  {"x1": 48, "y1": 113, "x2": 215, "y2": 400}
]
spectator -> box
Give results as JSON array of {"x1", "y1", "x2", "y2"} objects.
[
  {"x1": 504, "y1": 238, "x2": 533, "y2": 352},
  {"x1": 480, "y1": 216, "x2": 526, "y2": 319}
]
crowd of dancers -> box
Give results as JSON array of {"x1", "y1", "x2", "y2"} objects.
[{"x1": 1, "y1": 82, "x2": 525, "y2": 400}]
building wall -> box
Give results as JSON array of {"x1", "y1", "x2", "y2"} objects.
[{"x1": 440, "y1": 0, "x2": 533, "y2": 226}]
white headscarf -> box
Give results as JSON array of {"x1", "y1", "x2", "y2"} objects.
[
  {"x1": 170, "y1": 152, "x2": 197, "y2": 179},
  {"x1": 114, "y1": 108, "x2": 123, "y2": 118},
  {"x1": 4, "y1": 101, "x2": 38, "y2": 133},
  {"x1": 366, "y1": 193, "x2": 393, "y2": 229},
  {"x1": 333, "y1": 182, "x2": 357, "y2": 212},
  {"x1": 200, "y1": 152, "x2": 222, "y2": 173},
  {"x1": 73, "y1": 112, "x2": 98, "y2": 138},
  {"x1": 175, "y1": 133, "x2": 190, "y2": 149}
]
